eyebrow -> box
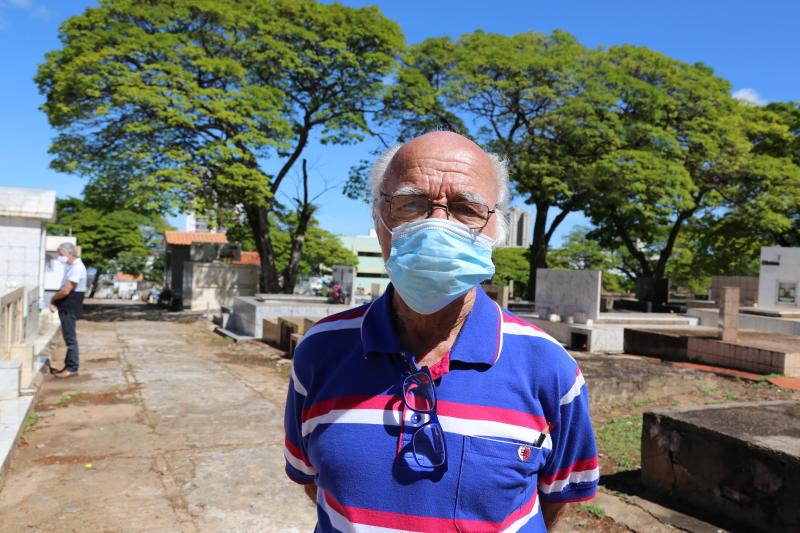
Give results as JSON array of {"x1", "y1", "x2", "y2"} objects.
[{"x1": 388, "y1": 186, "x2": 490, "y2": 206}]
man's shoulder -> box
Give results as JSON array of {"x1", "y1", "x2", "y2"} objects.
[{"x1": 497, "y1": 308, "x2": 579, "y2": 376}]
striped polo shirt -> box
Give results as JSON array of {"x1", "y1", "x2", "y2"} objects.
[{"x1": 284, "y1": 285, "x2": 599, "y2": 532}]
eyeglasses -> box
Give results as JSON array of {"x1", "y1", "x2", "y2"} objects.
[
  {"x1": 381, "y1": 192, "x2": 495, "y2": 231},
  {"x1": 402, "y1": 367, "x2": 446, "y2": 468}
]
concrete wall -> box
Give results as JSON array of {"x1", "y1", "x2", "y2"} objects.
[
  {"x1": 687, "y1": 337, "x2": 799, "y2": 376},
  {"x1": 642, "y1": 403, "x2": 800, "y2": 532},
  {"x1": 232, "y1": 296, "x2": 350, "y2": 337},
  {"x1": 687, "y1": 308, "x2": 800, "y2": 336},
  {"x1": 182, "y1": 262, "x2": 258, "y2": 311},
  {"x1": 759, "y1": 246, "x2": 800, "y2": 310},
  {"x1": 710, "y1": 276, "x2": 758, "y2": 307},
  {"x1": 0, "y1": 287, "x2": 24, "y2": 360},
  {"x1": 0, "y1": 217, "x2": 46, "y2": 298},
  {"x1": 535, "y1": 269, "x2": 601, "y2": 321}
]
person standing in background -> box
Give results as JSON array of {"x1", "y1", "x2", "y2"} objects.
[{"x1": 49, "y1": 242, "x2": 87, "y2": 378}]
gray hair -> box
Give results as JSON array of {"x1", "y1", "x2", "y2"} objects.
[
  {"x1": 57, "y1": 242, "x2": 77, "y2": 257},
  {"x1": 369, "y1": 143, "x2": 510, "y2": 245}
]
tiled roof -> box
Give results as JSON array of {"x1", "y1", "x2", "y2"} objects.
[
  {"x1": 164, "y1": 230, "x2": 228, "y2": 246},
  {"x1": 234, "y1": 251, "x2": 261, "y2": 265},
  {"x1": 115, "y1": 272, "x2": 144, "y2": 282},
  {"x1": 0, "y1": 187, "x2": 56, "y2": 220}
]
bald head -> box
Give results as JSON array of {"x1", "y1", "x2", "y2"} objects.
[{"x1": 369, "y1": 131, "x2": 509, "y2": 245}]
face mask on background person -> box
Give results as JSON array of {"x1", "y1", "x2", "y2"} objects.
[
  {"x1": 381, "y1": 217, "x2": 495, "y2": 314},
  {"x1": 57, "y1": 256, "x2": 68, "y2": 265}
]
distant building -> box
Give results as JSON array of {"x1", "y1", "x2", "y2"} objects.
[
  {"x1": 163, "y1": 230, "x2": 257, "y2": 310},
  {"x1": 184, "y1": 212, "x2": 221, "y2": 233},
  {"x1": 338, "y1": 229, "x2": 390, "y2": 297},
  {"x1": 114, "y1": 272, "x2": 144, "y2": 300},
  {"x1": 499, "y1": 207, "x2": 531, "y2": 248},
  {"x1": 758, "y1": 246, "x2": 800, "y2": 311}
]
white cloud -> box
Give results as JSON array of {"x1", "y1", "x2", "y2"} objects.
[
  {"x1": 8, "y1": 0, "x2": 31, "y2": 7},
  {"x1": 732, "y1": 88, "x2": 766, "y2": 106}
]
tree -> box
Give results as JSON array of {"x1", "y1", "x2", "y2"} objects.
[
  {"x1": 226, "y1": 209, "x2": 357, "y2": 279},
  {"x1": 36, "y1": 0, "x2": 404, "y2": 292},
  {"x1": 584, "y1": 46, "x2": 800, "y2": 282},
  {"x1": 491, "y1": 247, "x2": 530, "y2": 298},
  {"x1": 359, "y1": 30, "x2": 621, "y2": 299},
  {"x1": 48, "y1": 198, "x2": 157, "y2": 296}
]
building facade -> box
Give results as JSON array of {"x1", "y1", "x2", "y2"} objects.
[
  {"x1": 338, "y1": 229, "x2": 390, "y2": 297},
  {"x1": 500, "y1": 207, "x2": 532, "y2": 248}
]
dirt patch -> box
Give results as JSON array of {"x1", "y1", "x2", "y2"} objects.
[
  {"x1": 554, "y1": 503, "x2": 632, "y2": 532},
  {"x1": 90, "y1": 357, "x2": 119, "y2": 363},
  {"x1": 36, "y1": 454, "x2": 117, "y2": 465},
  {"x1": 39, "y1": 385, "x2": 142, "y2": 410},
  {"x1": 215, "y1": 340, "x2": 290, "y2": 373}
]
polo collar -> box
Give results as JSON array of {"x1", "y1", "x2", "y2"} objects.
[{"x1": 361, "y1": 284, "x2": 503, "y2": 367}]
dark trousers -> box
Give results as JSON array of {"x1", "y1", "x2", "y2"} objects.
[{"x1": 58, "y1": 310, "x2": 80, "y2": 371}]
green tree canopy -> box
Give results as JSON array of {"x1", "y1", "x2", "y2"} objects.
[
  {"x1": 584, "y1": 46, "x2": 800, "y2": 281},
  {"x1": 48, "y1": 197, "x2": 167, "y2": 295},
  {"x1": 37, "y1": 0, "x2": 404, "y2": 292},
  {"x1": 491, "y1": 247, "x2": 530, "y2": 298}
]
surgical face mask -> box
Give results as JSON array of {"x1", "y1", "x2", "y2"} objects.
[
  {"x1": 57, "y1": 256, "x2": 68, "y2": 265},
  {"x1": 382, "y1": 217, "x2": 495, "y2": 315}
]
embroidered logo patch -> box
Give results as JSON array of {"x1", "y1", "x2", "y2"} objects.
[{"x1": 517, "y1": 445, "x2": 531, "y2": 462}]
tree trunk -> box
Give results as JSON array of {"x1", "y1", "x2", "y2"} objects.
[
  {"x1": 282, "y1": 160, "x2": 315, "y2": 294},
  {"x1": 89, "y1": 268, "x2": 102, "y2": 298},
  {"x1": 527, "y1": 203, "x2": 550, "y2": 301},
  {"x1": 244, "y1": 203, "x2": 281, "y2": 293}
]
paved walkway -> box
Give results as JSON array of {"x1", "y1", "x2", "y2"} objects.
[{"x1": 0, "y1": 302, "x2": 315, "y2": 533}]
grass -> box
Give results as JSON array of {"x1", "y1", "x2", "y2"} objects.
[
  {"x1": 19, "y1": 411, "x2": 39, "y2": 443},
  {"x1": 56, "y1": 392, "x2": 82, "y2": 405},
  {"x1": 597, "y1": 413, "x2": 642, "y2": 471},
  {"x1": 575, "y1": 503, "x2": 606, "y2": 519}
]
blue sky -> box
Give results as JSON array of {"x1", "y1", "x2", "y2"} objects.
[{"x1": 1, "y1": 0, "x2": 798, "y2": 244}]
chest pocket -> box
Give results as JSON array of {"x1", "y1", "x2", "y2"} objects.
[{"x1": 455, "y1": 436, "x2": 546, "y2": 531}]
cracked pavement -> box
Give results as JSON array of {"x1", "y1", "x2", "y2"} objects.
[{"x1": 0, "y1": 301, "x2": 316, "y2": 532}]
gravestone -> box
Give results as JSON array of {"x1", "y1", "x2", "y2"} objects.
[
  {"x1": 535, "y1": 269, "x2": 601, "y2": 322},
  {"x1": 635, "y1": 278, "x2": 670, "y2": 310},
  {"x1": 719, "y1": 286, "x2": 739, "y2": 343}
]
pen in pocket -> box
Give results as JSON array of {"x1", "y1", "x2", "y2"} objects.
[{"x1": 534, "y1": 422, "x2": 552, "y2": 447}]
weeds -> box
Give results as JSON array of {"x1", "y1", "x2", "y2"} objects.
[
  {"x1": 597, "y1": 413, "x2": 642, "y2": 471},
  {"x1": 576, "y1": 503, "x2": 606, "y2": 519},
  {"x1": 19, "y1": 411, "x2": 39, "y2": 443}
]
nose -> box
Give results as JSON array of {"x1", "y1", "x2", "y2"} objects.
[{"x1": 429, "y1": 202, "x2": 450, "y2": 220}]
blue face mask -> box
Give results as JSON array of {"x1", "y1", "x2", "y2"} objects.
[{"x1": 382, "y1": 217, "x2": 496, "y2": 315}]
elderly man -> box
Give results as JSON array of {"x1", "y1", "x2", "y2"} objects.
[
  {"x1": 49, "y1": 242, "x2": 87, "y2": 378},
  {"x1": 284, "y1": 132, "x2": 598, "y2": 532}
]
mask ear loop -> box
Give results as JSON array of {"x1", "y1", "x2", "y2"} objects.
[{"x1": 378, "y1": 215, "x2": 394, "y2": 236}]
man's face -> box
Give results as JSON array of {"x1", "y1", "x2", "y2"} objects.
[{"x1": 375, "y1": 132, "x2": 499, "y2": 260}]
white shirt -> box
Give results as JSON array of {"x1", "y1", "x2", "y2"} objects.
[{"x1": 62, "y1": 258, "x2": 87, "y2": 293}]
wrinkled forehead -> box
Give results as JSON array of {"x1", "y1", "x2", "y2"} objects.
[{"x1": 383, "y1": 143, "x2": 498, "y2": 200}]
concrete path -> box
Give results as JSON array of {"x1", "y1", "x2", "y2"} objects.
[{"x1": 0, "y1": 301, "x2": 316, "y2": 533}]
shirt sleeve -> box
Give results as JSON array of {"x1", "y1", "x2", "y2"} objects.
[
  {"x1": 283, "y1": 356, "x2": 317, "y2": 485},
  {"x1": 538, "y1": 364, "x2": 599, "y2": 503},
  {"x1": 67, "y1": 265, "x2": 82, "y2": 285}
]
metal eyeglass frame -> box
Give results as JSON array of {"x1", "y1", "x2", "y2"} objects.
[{"x1": 380, "y1": 191, "x2": 496, "y2": 231}]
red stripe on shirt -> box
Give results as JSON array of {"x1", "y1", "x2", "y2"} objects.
[
  {"x1": 325, "y1": 489, "x2": 538, "y2": 532},
  {"x1": 303, "y1": 394, "x2": 547, "y2": 431},
  {"x1": 284, "y1": 436, "x2": 313, "y2": 467},
  {"x1": 315, "y1": 306, "x2": 368, "y2": 325},
  {"x1": 539, "y1": 457, "x2": 599, "y2": 484},
  {"x1": 501, "y1": 311, "x2": 546, "y2": 332},
  {"x1": 301, "y1": 395, "x2": 402, "y2": 423}
]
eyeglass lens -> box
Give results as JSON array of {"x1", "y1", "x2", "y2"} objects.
[
  {"x1": 389, "y1": 194, "x2": 490, "y2": 229},
  {"x1": 412, "y1": 423, "x2": 446, "y2": 467},
  {"x1": 403, "y1": 372, "x2": 435, "y2": 412},
  {"x1": 403, "y1": 369, "x2": 446, "y2": 467}
]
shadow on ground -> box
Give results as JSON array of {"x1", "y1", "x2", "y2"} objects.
[
  {"x1": 601, "y1": 470, "x2": 748, "y2": 532},
  {"x1": 80, "y1": 300, "x2": 206, "y2": 323}
]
